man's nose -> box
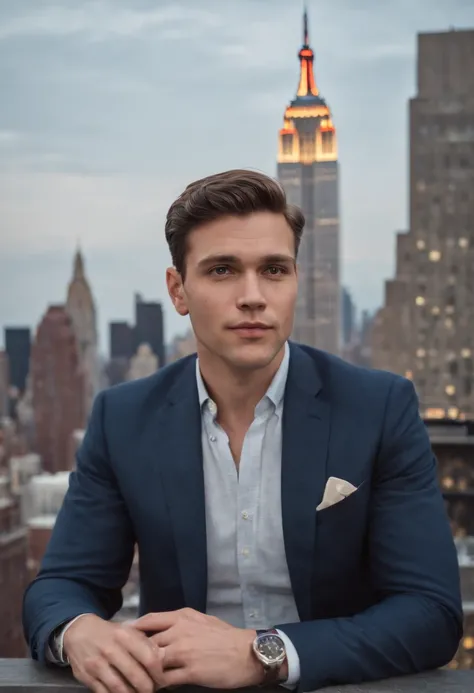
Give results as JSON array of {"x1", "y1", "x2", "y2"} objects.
[{"x1": 236, "y1": 272, "x2": 267, "y2": 311}]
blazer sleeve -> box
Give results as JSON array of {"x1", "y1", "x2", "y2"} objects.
[
  {"x1": 277, "y1": 376, "x2": 463, "y2": 692},
  {"x1": 22, "y1": 390, "x2": 136, "y2": 663}
]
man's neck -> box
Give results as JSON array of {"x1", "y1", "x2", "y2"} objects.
[{"x1": 197, "y1": 347, "x2": 285, "y2": 426}]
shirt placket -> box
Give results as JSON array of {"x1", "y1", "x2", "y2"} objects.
[{"x1": 238, "y1": 410, "x2": 268, "y2": 629}]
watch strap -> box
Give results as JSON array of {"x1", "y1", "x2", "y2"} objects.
[{"x1": 256, "y1": 628, "x2": 279, "y2": 637}]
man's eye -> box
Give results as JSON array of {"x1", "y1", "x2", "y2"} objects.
[
  {"x1": 266, "y1": 266, "x2": 287, "y2": 275},
  {"x1": 210, "y1": 266, "x2": 230, "y2": 276}
]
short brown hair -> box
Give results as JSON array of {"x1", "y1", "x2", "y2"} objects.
[{"x1": 165, "y1": 169, "x2": 305, "y2": 277}]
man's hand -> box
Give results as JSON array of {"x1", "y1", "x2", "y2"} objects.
[
  {"x1": 62, "y1": 614, "x2": 164, "y2": 693},
  {"x1": 131, "y1": 608, "x2": 264, "y2": 689}
]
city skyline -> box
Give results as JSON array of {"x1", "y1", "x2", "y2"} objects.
[{"x1": 1, "y1": 0, "x2": 473, "y2": 352}]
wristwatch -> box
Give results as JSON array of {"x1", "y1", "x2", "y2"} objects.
[{"x1": 252, "y1": 629, "x2": 287, "y2": 686}]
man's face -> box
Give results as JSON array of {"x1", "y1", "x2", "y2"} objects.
[{"x1": 166, "y1": 212, "x2": 298, "y2": 371}]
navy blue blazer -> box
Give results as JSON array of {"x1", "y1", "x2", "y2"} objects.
[{"x1": 23, "y1": 343, "x2": 463, "y2": 691}]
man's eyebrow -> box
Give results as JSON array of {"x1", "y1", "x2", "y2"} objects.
[{"x1": 197, "y1": 253, "x2": 295, "y2": 268}]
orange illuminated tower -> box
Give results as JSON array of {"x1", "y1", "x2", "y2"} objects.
[{"x1": 278, "y1": 8, "x2": 340, "y2": 354}]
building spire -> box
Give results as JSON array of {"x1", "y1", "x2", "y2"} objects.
[
  {"x1": 73, "y1": 245, "x2": 85, "y2": 280},
  {"x1": 303, "y1": 5, "x2": 309, "y2": 46},
  {"x1": 296, "y1": 6, "x2": 318, "y2": 97}
]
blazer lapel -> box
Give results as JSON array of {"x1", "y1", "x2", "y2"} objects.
[
  {"x1": 281, "y1": 343, "x2": 331, "y2": 621},
  {"x1": 157, "y1": 357, "x2": 207, "y2": 613}
]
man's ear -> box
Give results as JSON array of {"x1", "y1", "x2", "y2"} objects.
[{"x1": 166, "y1": 267, "x2": 189, "y2": 316}]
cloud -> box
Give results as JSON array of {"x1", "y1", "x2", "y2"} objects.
[
  {"x1": 0, "y1": 129, "x2": 19, "y2": 142},
  {"x1": 0, "y1": 2, "x2": 220, "y2": 42}
]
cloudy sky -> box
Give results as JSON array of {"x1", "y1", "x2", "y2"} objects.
[{"x1": 0, "y1": 0, "x2": 472, "y2": 354}]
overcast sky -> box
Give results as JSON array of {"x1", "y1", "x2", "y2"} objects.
[{"x1": 0, "y1": 0, "x2": 473, "y2": 354}]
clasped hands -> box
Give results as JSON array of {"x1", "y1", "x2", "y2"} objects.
[{"x1": 63, "y1": 608, "x2": 267, "y2": 693}]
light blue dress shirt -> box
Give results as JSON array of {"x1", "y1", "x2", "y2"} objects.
[{"x1": 197, "y1": 341, "x2": 301, "y2": 687}]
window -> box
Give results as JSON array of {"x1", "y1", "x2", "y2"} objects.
[
  {"x1": 282, "y1": 134, "x2": 293, "y2": 156},
  {"x1": 321, "y1": 131, "x2": 333, "y2": 155}
]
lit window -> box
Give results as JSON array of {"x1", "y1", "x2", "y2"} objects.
[
  {"x1": 461, "y1": 349, "x2": 472, "y2": 358},
  {"x1": 464, "y1": 636, "x2": 474, "y2": 651},
  {"x1": 416, "y1": 296, "x2": 425, "y2": 306},
  {"x1": 445, "y1": 318, "x2": 453, "y2": 329},
  {"x1": 416, "y1": 240, "x2": 426, "y2": 250},
  {"x1": 405, "y1": 370, "x2": 413, "y2": 380},
  {"x1": 448, "y1": 407, "x2": 459, "y2": 419},
  {"x1": 446, "y1": 305, "x2": 454, "y2": 314},
  {"x1": 442, "y1": 476, "x2": 454, "y2": 489},
  {"x1": 429, "y1": 250, "x2": 441, "y2": 261},
  {"x1": 445, "y1": 384, "x2": 456, "y2": 396},
  {"x1": 416, "y1": 348, "x2": 426, "y2": 357},
  {"x1": 425, "y1": 407, "x2": 444, "y2": 418},
  {"x1": 431, "y1": 306, "x2": 440, "y2": 315},
  {"x1": 459, "y1": 238, "x2": 469, "y2": 248}
]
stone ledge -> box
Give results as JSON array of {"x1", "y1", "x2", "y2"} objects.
[{"x1": 1, "y1": 660, "x2": 473, "y2": 693}]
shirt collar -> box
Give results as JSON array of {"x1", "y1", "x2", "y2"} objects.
[{"x1": 196, "y1": 341, "x2": 290, "y2": 413}]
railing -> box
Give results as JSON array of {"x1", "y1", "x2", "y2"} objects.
[{"x1": 1, "y1": 660, "x2": 473, "y2": 693}]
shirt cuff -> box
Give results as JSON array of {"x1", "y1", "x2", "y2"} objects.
[
  {"x1": 49, "y1": 613, "x2": 92, "y2": 665},
  {"x1": 275, "y1": 629, "x2": 300, "y2": 689}
]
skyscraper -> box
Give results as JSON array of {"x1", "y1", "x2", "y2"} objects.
[
  {"x1": 134, "y1": 293, "x2": 165, "y2": 368},
  {"x1": 0, "y1": 475, "x2": 28, "y2": 657},
  {"x1": 372, "y1": 29, "x2": 474, "y2": 418},
  {"x1": 30, "y1": 306, "x2": 85, "y2": 474},
  {"x1": 341, "y1": 287, "x2": 356, "y2": 348},
  {"x1": 110, "y1": 321, "x2": 134, "y2": 360},
  {"x1": 0, "y1": 351, "x2": 9, "y2": 418},
  {"x1": 4, "y1": 327, "x2": 31, "y2": 394},
  {"x1": 277, "y1": 9, "x2": 340, "y2": 354},
  {"x1": 65, "y1": 247, "x2": 100, "y2": 418}
]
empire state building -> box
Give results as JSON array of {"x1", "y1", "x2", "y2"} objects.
[{"x1": 277, "y1": 10, "x2": 340, "y2": 354}]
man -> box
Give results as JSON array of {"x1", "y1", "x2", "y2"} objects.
[{"x1": 23, "y1": 169, "x2": 462, "y2": 692}]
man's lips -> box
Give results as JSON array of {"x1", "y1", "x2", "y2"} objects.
[
  {"x1": 229, "y1": 323, "x2": 272, "y2": 330},
  {"x1": 228, "y1": 323, "x2": 274, "y2": 338}
]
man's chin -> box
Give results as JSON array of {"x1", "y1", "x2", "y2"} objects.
[{"x1": 224, "y1": 342, "x2": 282, "y2": 370}]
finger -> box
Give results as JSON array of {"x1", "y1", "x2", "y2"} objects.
[
  {"x1": 117, "y1": 629, "x2": 166, "y2": 686},
  {"x1": 95, "y1": 663, "x2": 136, "y2": 693},
  {"x1": 80, "y1": 675, "x2": 109, "y2": 693},
  {"x1": 160, "y1": 643, "x2": 186, "y2": 671},
  {"x1": 107, "y1": 646, "x2": 155, "y2": 693},
  {"x1": 132, "y1": 611, "x2": 179, "y2": 633},
  {"x1": 160, "y1": 666, "x2": 191, "y2": 689},
  {"x1": 149, "y1": 629, "x2": 175, "y2": 649}
]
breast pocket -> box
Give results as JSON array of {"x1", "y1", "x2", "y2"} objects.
[{"x1": 316, "y1": 478, "x2": 369, "y2": 527}]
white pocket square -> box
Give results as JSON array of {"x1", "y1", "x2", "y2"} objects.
[{"x1": 316, "y1": 476, "x2": 358, "y2": 511}]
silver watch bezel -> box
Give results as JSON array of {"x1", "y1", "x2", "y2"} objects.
[{"x1": 252, "y1": 632, "x2": 287, "y2": 669}]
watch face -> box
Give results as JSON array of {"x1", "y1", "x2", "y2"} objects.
[{"x1": 257, "y1": 633, "x2": 285, "y2": 662}]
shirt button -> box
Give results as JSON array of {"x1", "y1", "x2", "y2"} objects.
[
  {"x1": 242, "y1": 548, "x2": 250, "y2": 557},
  {"x1": 208, "y1": 401, "x2": 217, "y2": 415},
  {"x1": 209, "y1": 435, "x2": 217, "y2": 443},
  {"x1": 241, "y1": 510, "x2": 249, "y2": 520}
]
